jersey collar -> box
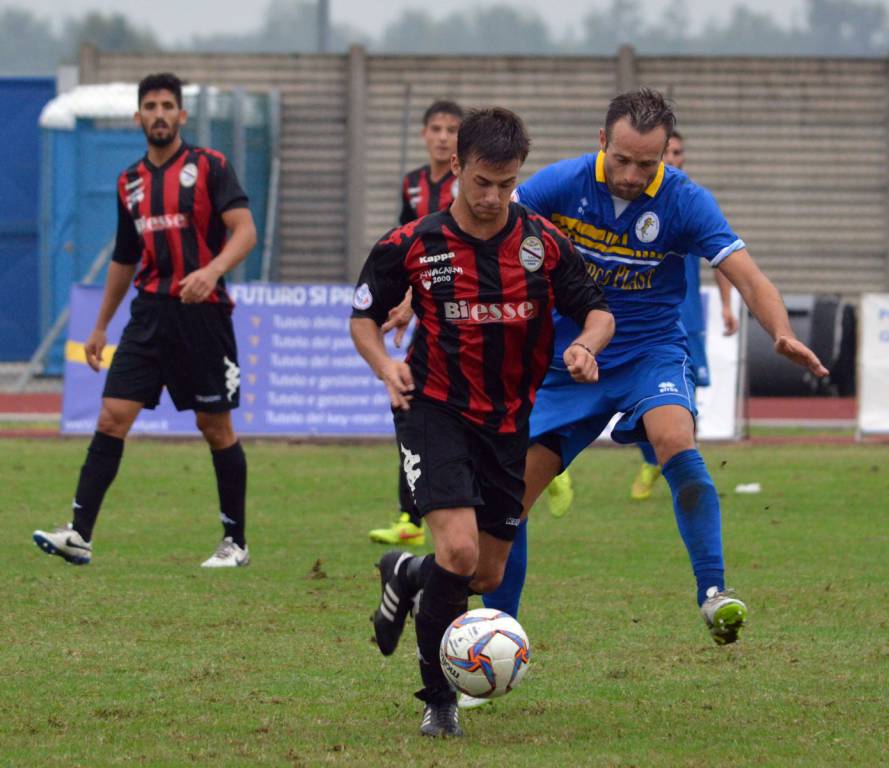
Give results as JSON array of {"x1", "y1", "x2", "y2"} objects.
[{"x1": 595, "y1": 151, "x2": 665, "y2": 198}]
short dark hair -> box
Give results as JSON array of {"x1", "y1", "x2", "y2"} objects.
[
  {"x1": 457, "y1": 107, "x2": 530, "y2": 167},
  {"x1": 138, "y1": 73, "x2": 184, "y2": 109},
  {"x1": 669, "y1": 128, "x2": 683, "y2": 142},
  {"x1": 423, "y1": 99, "x2": 463, "y2": 125},
  {"x1": 605, "y1": 88, "x2": 676, "y2": 143}
]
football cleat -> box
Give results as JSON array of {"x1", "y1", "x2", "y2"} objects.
[
  {"x1": 457, "y1": 693, "x2": 493, "y2": 709},
  {"x1": 33, "y1": 523, "x2": 92, "y2": 565},
  {"x1": 201, "y1": 537, "x2": 250, "y2": 568},
  {"x1": 700, "y1": 586, "x2": 748, "y2": 645},
  {"x1": 630, "y1": 462, "x2": 661, "y2": 500},
  {"x1": 372, "y1": 550, "x2": 414, "y2": 656},
  {"x1": 368, "y1": 513, "x2": 425, "y2": 546},
  {"x1": 420, "y1": 696, "x2": 463, "y2": 737},
  {"x1": 546, "y1": 470, "x2": 574, "y2": 518}
]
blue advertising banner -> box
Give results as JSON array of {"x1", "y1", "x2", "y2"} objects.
[{"x1": 61, "y1": 284, "x2": 403, "y2": 436}]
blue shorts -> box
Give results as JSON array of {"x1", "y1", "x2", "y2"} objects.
[
  {"x1": 687, "y1": 331, "x2": 710, "y2": 388},
  {"x1": 530, "y1": 344, "x2": 697, "y2": 468}
]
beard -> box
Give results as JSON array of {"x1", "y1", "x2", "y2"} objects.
[{"x1": 144, "y1": 122, "x2": 178, "y2": 148}]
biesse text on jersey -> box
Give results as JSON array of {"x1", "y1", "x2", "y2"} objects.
[
  {"x1": 515, "y1": 151, "x2": 743, "y2": 368},
  {"x1": 399, "y1": 165, "x2": 459, "y2": 225},
  {"x1": 113, "y1": 143, "x2": 249, "y2": 308},
  {"x1": 352, "y1": 203, "x2": 608, "y2": 434}
]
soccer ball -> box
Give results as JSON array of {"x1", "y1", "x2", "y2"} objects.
[{"x1": 439, "y1": 608, "x2": 530, "y2": 699}]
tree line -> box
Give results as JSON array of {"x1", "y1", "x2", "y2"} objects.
[{"x1": 2, "y1": 0, "x2": 887, "y2": 76}]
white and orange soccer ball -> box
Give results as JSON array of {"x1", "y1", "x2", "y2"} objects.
[{"x1": 439, "y1": 608, "x2": 531, "y2": 699}]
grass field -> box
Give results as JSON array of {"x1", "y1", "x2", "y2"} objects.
[{"x1": 3, "y1": 437, "x2": 888, "y2": 767}]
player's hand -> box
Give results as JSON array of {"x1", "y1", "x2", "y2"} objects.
[
  {"x1": 377, "y1": 359, "x2": 415, "y2": 410},
  {"x1": 774, "y1": 336, "x2": 828, "y2": 377},
  {"x1": 563, "y1": 343, "x2": 599, "y2": 383},
  {"x1": 84, "y1": 328, "x2": 108, "y2": 372},
  {"x1": 179, "y1": 264, "x2": 222, "y2": 304},
  {"x1": 381, "y1": 289, "x2": 414, "y2": 348},
  {"x1": 722, "y1": 308, "x2": 739, "y2": 336}
]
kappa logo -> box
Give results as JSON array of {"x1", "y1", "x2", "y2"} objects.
[
  {"x1": 400, "y1": 443, "x2": 422, "y2": 495},
  {"x1": 658, "y1": 381, "x2": 679, "y2": 394},
  {"x1": 443, "y1": 299, "x2": 538, "y2": 324},
  {"x1": 418, "y1": 251, "x2": 456, "y2": 265},
  {"x1": 352, "y1": 283, "x2": 373, "y2": 310},
  {"x1": 224, "y1": 356, "x2": 240, "y2": 401},
  {"x1": 635, "y1": 211, "x2": 660, "y2": 243},
  {"x1": 519, "y1": 236, "x2": 544, "y2": 272}
]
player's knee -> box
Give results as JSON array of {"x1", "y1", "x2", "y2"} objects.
[
  {"x1": 96, "y1": 405, "x2": 132, "y2": 438},
  {"x1": 650, "y1": 432, "x2": 694, "y2": 465},
  {"x1": 195, "y1": 413, "x2": 235, "y2": 449},
  {"x1": 438, "y1": 539, "x2": 478, "y2": 577}
]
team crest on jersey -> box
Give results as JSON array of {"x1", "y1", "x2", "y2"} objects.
[
  {"x1": 352, "y1": 283, "x2": 373, "y2": 310},
  {"x1": 519, "y1": 236, "x2": 544, "y2": 272},
  {"x1": 179, "y1": 163, "x2": 198, "y2": 188},
  {"x1": 635, "y1": 211, "x2": 660, "y2": 243}
]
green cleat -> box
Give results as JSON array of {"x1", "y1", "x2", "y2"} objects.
[
  {"x1": 546, "y1": 470, "x2": 574, "y2": 518},
  {"x1": 700, "y1": 587, "x2": 748, "y2": 645},
  {"x1": 630, "y1": 462, "x2": 661, "y2": 500},
  {"x1": 368, "y1": 512, "x2": 425, "y2": 546}
]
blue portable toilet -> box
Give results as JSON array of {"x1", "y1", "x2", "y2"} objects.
[
  {"x1": 0, "y1": 77, "x2": 55, "y2": 361},
  {"x1": 38, "y1": 84, "x2": 271, "y2": 373}
]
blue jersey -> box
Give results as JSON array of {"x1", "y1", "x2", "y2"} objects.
[
  {"x1": 516, "y1": 151, "x2": 743, "y2": 368},
  {"x1": 681, "y1": 253, "x2": 704, "y2": 334}
]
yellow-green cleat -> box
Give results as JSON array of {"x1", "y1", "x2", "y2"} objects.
[
  {"x1": 546, "y1": 470, "x2": 574, "y2": 518},
  {"x1": 700, "y1": 587, "x2": 748, "y2": 645},
  {"x1": 368, "y1": 512, "x2": 425, "y2": 546},
  {"x1": 630, "y1": 462, "x2": 661, "y2": 500}
]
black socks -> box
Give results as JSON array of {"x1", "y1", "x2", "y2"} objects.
[
  {"x1": 72, "y1": 431, "x2": 124, "y2": 542},
  {"x1": 414, "y1": 561, "x2": 472, "y2": 697},
  {"x1": 211, "y1": 441, "x2": 247, "y2": 547}
]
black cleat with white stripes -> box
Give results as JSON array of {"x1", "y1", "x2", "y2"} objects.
[
  {"x1": 372, "y1": 550, "x2": 414, "y2": 656},
  {"x1": 420, "y1": 696, "x2": 463, "y2": 738}
]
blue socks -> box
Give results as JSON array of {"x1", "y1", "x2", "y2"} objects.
[
  {"x1": 482, "y1": 449, "x2": 724, "y2": 616},
  {"x1": 638, "y1": 441, "x2": 658, "y2": 466},
  {"x1": 661, "y1": 449, "x2": 724, "y2": 605},
  {"x1": 482, "y1": 518, "x2": 527, "y2": 618}
]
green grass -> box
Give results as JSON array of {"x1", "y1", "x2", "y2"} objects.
[{"x1": 3, "y1": 438, "x2": 888, "y2": 767}]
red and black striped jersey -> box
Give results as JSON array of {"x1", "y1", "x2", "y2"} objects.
[
  {"x1": 399, "y1": 165, "x2": 459, "y2": 225},
  {"x1": 112, "y1": 143, "x2": 249, "y2": 308},
  {"x1": 352, "y1": 203, "x2": 609, "y2": 434}
]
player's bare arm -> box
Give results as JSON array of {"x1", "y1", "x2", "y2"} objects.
[
  {"x1": 717, "y1": 248, "x2": 828, "y2": 377},
  {"x1": 563, "y1": 309, "x2": 615, "y2": 383},
  {"x1": 350, "y1": 317, "x2": 415, "y2": 410},
  {"x1": 179, "y1": 207, "x2": 257, "y2": 304},
  {"x1": 381, "y1": 287, "x2": 414, "y2": 348},
  {"x1": 713, "y1": 268, "x2": 738, "y2": 335},
  {"x1": 86, "y1": 261, "x2": 137, "y2": 372}
]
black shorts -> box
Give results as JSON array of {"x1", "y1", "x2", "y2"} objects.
[
  {"x1": 393, "y1": 398, "x2": 527, "y2": 542},
  {"x1": 103, "y1": 293, "x2": 240, "y2": 413}
]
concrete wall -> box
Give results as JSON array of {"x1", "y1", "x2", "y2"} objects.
[{"x1": 83, "y1": 45, "x2": 889, "y2": 293}]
